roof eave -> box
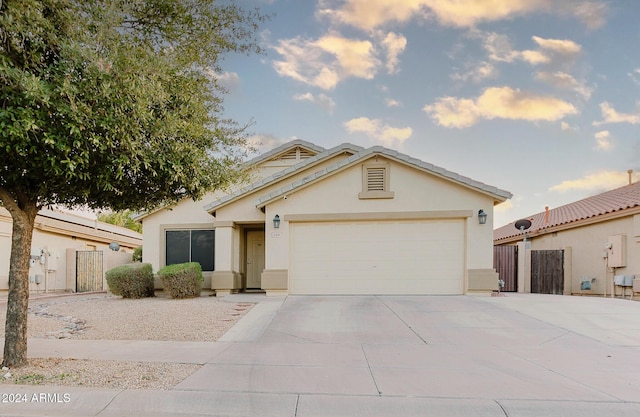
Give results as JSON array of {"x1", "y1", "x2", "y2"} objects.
[
  {"x1": 494, "y1": 205, "x2": 640, "y2": 244},
  {"x1": 205, "y1": 143, "x2": 363, "y2": 213},
  {"x1": 256, "y1": 147, "x2": 512, "y2": 208}
]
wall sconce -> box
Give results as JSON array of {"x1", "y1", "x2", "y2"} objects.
[
  {"x1": 273, "y1": 214, "x2": 280, "y2": 229},
  {"x1": 478, "y1": 209, "x2": 487, "y2": 225}
]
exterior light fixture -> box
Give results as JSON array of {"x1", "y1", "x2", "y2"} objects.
[
  {"x1": 273, "y1": 214, "x2": 280, "y2": 229},
  {"x1": 478, "y1": 209, "x2": 487, "y2": 225}
]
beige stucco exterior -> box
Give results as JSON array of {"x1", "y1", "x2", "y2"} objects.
[
  {"x1": 139, "y1": 140, "x2": 511, "y2": 295},
  {"x1": 0, "y1": 208, "x2": 141, "y2": 293},
  {"x1": 498, "y1": 210, "x2": 640, "y2": 297}
]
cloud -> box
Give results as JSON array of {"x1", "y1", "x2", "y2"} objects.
[
  {"x1": 629, "y1": 68, "x2": 640, "y2": 86},
  {"x1": 532, "y1": 36, "x2": 581, "y2": 55},
  {"x1": 549, "y1": 170, "x2": 637, "y2": 193},
  {"x1": 592, "y1": 102, "x2": 640, "y2": 126},
  {"x1": 344, "y1": 117, "x2": 413, "y2": 145},
  {"x1": 494, "y1": 199, "x2": 513, "y2": 212},
  {"x1": 424, "y1": 86, "x2": 578, "y2": 128},
  {"x1": 318, "y1": 0, "x2": 607, "y2": 30},
  {"x1": 594, "y1": 130, "x2": 612, "y2": 151},
  {"x1": 273, "y1": 34, "x2": 379, "y2": 90},
  {"x1": 385, "y1": 98, "x2": 401, "y2": 107},
  {"x1": 560, "y1": 121, "x2": 577, "y2": 131},
  {"x1": 204, "y1": 70, "x2": 241, "y2": 92},
  {"x1": 380, "y1": 32, "x2": 407, "y2": 74},
  {"x1": 451, "y1": 61, "x2": 496, "y2": 83},
  {"x1": 293, "y1": 92, "x2": 336, "y2": 113},
  {"x1": 317, "y1": 0, "x2": 425, "y2": 31},
  {"x1": 245, "y1": 134, "x2": 289, "y2": 153},
  {"x1": 535, "y1": 71, "x2": 591, "y2": 99},
  {"x1": 567, "y1": 1, "x2": 608, "y2": 29},
  {"x1": 482, "y1": 33, "x2": 580, "y2": 66}
]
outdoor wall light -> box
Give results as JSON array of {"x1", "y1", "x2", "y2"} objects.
[
  {"x1": 478, "y1": 209, "x2": 487, "y2": 225},
  {"x1": 273, "y1": 214, "x2": 280, "y2": 229}
]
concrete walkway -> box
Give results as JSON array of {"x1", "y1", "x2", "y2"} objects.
[{"x1": 1, "y1": 293, "x2": 639, "y2": 416}]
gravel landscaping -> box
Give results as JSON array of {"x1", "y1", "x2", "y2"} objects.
[{"x1": 0, "y1": 292, "x2": 254, "y2": 389}]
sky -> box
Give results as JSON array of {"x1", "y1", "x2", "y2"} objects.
[{"x1": 210, "y1": 0, "x2": 640, "y2": 229}]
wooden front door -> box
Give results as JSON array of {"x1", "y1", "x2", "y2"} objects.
[{"x1": 246, "y1": 231, "x2": 265, "y2": 289}]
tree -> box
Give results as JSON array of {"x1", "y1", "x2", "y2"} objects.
[
  {"x1": 0, "y1": 0, "x2": 264, "y2": 367},
  {"x1": 97, "y1": 210, "x2": 142, "y2": 233}
]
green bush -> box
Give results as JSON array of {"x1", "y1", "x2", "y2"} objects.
[
  {"x1": 105, "y1": 263, "x2": 154, "y2": 299},
  {"x1": 132, "y1": 246, "x2": 142, "y2": 262},
  {"x1": 157, "y1": 262, "x2": 203, "y2": 299}
]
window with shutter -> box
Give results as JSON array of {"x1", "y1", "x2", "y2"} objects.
[{"x1": 359, "y1": 162, "x2": 394, "y2": 199}]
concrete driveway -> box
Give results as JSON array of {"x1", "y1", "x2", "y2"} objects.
[
  {"x1": 2, "y1": 293, "x2": 639, "y2": 417},
  {"x1": 173, "y1": 294, "x2": 640, "y2": 416}
]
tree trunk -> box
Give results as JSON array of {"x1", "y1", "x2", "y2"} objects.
[{"x1": 1, "y1": 198, "x2": 38, "y2": 368}]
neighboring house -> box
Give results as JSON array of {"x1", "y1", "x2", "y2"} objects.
[
  {"x1": 140, "y1": 140, "x2": 511, "y2": 296},
  {"x1": 494, "y1": 180, "x2": 640, "y2": 296},
  {"x1": 0, "y1": 208, "x2": 142, "y2": 293}
]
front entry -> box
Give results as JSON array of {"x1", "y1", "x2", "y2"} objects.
[{"x1": 246, "y1": 230, "x2": 265, "y2": 289}]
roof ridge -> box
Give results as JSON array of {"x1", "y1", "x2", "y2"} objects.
[
  {"x1": 243, "y1": 139, "x2": 326, "y2": 167},
  {"x1": 204, "y1": 142, "x2": 362, "y2": 212},
  {"x1": 255, "y1": 145, "x2": 512, "y2": 208}
]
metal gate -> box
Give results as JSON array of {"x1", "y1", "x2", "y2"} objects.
[
  {"x1": 76, "y1": 251, "x2": 104, "y2": 292},
  {"x1": 493, "y1": 245, "x2": 518, "y2": 291},
  {"x1": 531, "y1": 250, "x2": 564, "y2": 294}
]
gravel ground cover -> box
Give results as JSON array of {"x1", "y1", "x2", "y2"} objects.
[{"x1": 0, "y1": 292, "x2": 253, "y2": 389}]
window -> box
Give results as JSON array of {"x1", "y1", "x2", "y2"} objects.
[
  {"x1": 359, "y1": 162, "x2": 394, "y2": 199},
  {"x1": 165, "y1": 230, "x2": 214, "y2": 271}
]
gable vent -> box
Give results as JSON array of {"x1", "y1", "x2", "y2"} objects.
[
  {"x1": 278, "y1": 147, "x2": 314, "y2": 161},
  {"x1": 367, "y1": 167, "x2": 386, "y2": 191}
]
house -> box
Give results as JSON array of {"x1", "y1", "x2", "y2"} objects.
[
  {"x1": 0, "y1": 208, "x2": 142, "y2": 293},
  {"x1": 494, "y1": 179, "x2": 640, "y2": 296},
  {"x1": 139, "y1": 140, "x2": 512, "y2": 296}
]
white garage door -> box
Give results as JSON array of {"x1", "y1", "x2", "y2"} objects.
[{"x1": 289, "y1": 219, "x2": 464, "y2": 295}]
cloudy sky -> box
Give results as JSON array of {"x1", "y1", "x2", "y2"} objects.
[{"x1": 217, "y1": 0, "x2": 640, "y2": 228}]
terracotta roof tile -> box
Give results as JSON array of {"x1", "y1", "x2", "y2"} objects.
[{"x1": 494, "y1": 181, "x2": 640, "y2": 242}]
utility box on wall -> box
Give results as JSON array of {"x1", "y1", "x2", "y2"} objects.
[{"x1": 607, "y1": 234, "x2": 626, "y2": 268}]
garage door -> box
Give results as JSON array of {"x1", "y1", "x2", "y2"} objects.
[{"x1": 289, "y1": 220, "x2": 464, "y2": 295}]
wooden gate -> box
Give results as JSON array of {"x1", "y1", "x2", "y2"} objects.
[
  {"x1": 531, "y1": 250, "x2": 564, "y2": 294},
  {"x1": 493, "y1": 245, "x2": 518, "y2": 292},
  {"x1": 76, "y1": 251, "x2": 104, "y2": 292}
]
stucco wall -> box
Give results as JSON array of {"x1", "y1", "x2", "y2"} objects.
[
  {"x1": 143, "y1": 152, "x2": 355, "y2": 272},
  {"x1": 264, "y1": 157, "x2": 497, "y2": 273},
  {"x1": 529, "y1": 215, "x2": 639, "y2": 295},
  {"x1": 1, "y1": 213, "x2": 139, "y2": 293},
  {"x1": 141, "y1": 191, "x2": 221, "y2": 272}
]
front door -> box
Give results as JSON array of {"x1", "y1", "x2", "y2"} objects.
[{"x1": 246, "y1": 231, "x2": 265, "y2": 289}]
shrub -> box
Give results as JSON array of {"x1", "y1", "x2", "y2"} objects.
[
  {"x1": 105, "y1": 263, "x2": 154, "y2": 299},
  {"x1": 132, "y1": 246, "x2": 142, "y2": 262},
  {"x1": 157, "y1": 262, "x2": 203, "y2": 299}
]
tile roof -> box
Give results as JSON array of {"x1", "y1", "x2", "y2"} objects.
[
  {"x1": 243, "y1": 139, "x2": 326, "y2": 167},
  {"x1": 494, "y1": 181, "x2": 640, "y2": 242},
  {"x1": 255, "y1": 145, "x2": 512, "y2": 208},
  {"x1": 134, "y1": 139, "x2": 328, "y2": 221},
  {"x1": 204, "y1": 142, "x2": 363, "y2": 212}
]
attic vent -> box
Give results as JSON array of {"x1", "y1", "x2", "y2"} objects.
[
  {"x1": 359, "y1": 162, "x2": 394, "y2": 200},
  {"x1": 367, "y1": 167, "x2": 385, "y2": 191},
  {"x1": 278, "y1": 147, "x2": 314, "y2": 161},
  {"x1": 298, "y1": 148, "x2": 314, "y2": 158}
]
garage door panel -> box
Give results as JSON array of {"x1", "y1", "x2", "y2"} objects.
[{"x1": 289, "y1": 220, "x2": 464, "y2": 295}]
